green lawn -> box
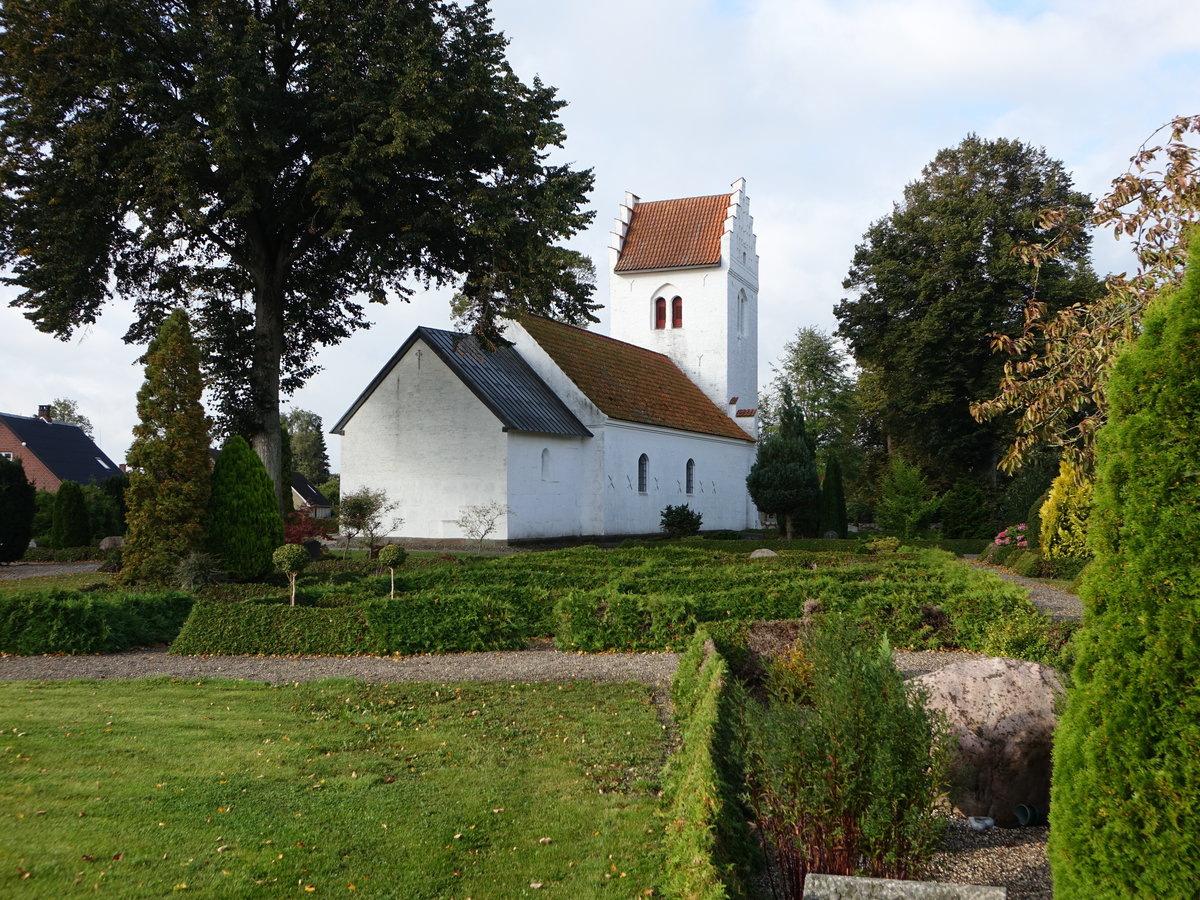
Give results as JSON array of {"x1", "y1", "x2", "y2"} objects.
[{"x1": 1, "y1": 678, "x2": 669, "y2": 898}]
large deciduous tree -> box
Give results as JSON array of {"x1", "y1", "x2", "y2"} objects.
[
  {"x1": 836, "y1": 135, "x2": 1100, "y2": 487},
  {"x1": 48, "y1": 398, "x2": 94, "y2": 438},
  {"x1": 762, "y1": 326, "x2": 858, "y2": 454},
  {"x1": 1048, "y1": 234, "x2": 1200, "y2": 897},
  {"x1": 122, "y1": 309, "x2": 212, "y2": 584},
  {"x1": 0, "y1": 0, "x2": 595, "y2": 510}
]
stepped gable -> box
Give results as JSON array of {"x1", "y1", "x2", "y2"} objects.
[
  {"x1": 613, "y1": 193, "x2": 730, "y2": 272},
  {"x1": 520, "y1": 315, "x2": 753, "y2": 442}
]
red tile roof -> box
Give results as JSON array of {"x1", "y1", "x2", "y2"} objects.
[
  {"x1": 519, "y1": 316, "x2": 754, "y2": 442},
  {"x1": 614, "y1": 193, "x2": 731, "y2": 272}
]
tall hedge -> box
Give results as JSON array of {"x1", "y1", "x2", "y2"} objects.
[
  {"x1": 50, "y1": 480, "x2": 90, "y2": 548},
  {"x1": 1049, "y1": 240, "x2": 1200, "y2": 897},
  {"x1": 0, "y1": 456, "x2": 36, "y2": 563},
  {"x1": 208, "y1": 434, "x2": 284, "y2": 580},
  {"x1": 123, "y1": 309, "x2": 212, "y2": 584}
]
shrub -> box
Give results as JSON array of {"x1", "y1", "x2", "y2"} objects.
[
  {"x1": 284, "y1": 509, "x2": 334, "y2": 544},
  {"x1": 1049, "y1": 239, "x2": 1200, "y2": 897},
  {"x1": 555, "y1": 589, "x2": 697, "y2": 651},
  {"x1": 51, "y1": 480, "x2": 91, "y2": 549},
  {"x1": 739, "y1": 615, "x2": 951, "y2": 893},
  {"x1": 0, "y1": 588, "x2": 193, "y2": 654},
  {"x1": 82, "y1": 482, "x2": 122, "y2": 541},
  {"x1": 1039, "y1": 458, "x2": 1092, "y2": 561},
  {"x1": 455, "y1": 501, "x2": 511, "y2": 547},
  {"x1": 940, "y1": 478, "x2": 992, "y2": 539},
  {"x1": 174, "y1": 551, "x2": 228, "y2": 591},
  {"x1": 0, "y1": 456, "x2": 36, "y2": 563},
  {"x1": 207, "y1": 435, "x2": 284, "y2": 580},
  {"x1": 339, "y1": 486, "x2": 401, "y2": 557},
  {"x1": 660, "y1": 503, "x2": 703, "y2": 538},
  {"x1": 170, "y1": 599, "x2": 369, "y2": 656},
  {"x1": 273, "y1": 543, "x2": 311, "y2": 606}
]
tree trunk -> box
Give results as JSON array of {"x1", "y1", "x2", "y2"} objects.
[
  {"x1": 250, "y1": 257, "x2": 289, "y2": 518},
  {"x1": 785, "y1": 513, "x2": 795, "y2": 541}
]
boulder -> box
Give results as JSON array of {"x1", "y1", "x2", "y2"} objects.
[
  {"x1": 911, "y1": 657, "x2": 1063, "y2": 827},
  {"x1": 749, "y1": 548, "x2": 778, "y2": 558},
  {"x1": 99, "y1": 535, "x2": 125, "y2": 551}
]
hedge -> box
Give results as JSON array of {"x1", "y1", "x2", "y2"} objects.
[
  {"x1": 661, "y1": 631, "x2": 754, "y2": 899},
  {"x1": 0, "y1": 588, "x2": 192, "y2": 654}
]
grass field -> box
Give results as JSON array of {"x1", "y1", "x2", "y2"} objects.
[{"x1": 1, "y1": 678, "x2": 670, "y2": 898}]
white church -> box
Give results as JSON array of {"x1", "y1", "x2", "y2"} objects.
[{"x1": 332, "y1": 179, "x2": 761, "y2": 540}]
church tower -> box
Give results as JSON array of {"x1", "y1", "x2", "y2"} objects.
[{"x1": 608, "y1": 178, "x2": 758, "y2": 437}]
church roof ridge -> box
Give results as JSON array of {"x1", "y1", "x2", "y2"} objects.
[
  {"x1": 613, "y1": 192, "x2": 731, "y2": 272},
  {"x1": 518, "y1": 316, "x2": 755, "y2": 443}
]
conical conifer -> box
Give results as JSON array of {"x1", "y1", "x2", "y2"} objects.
[
  {"x1": 208, "y1": 434, "x2": 284, "y2": 580},
  {"x1": 123, "y1": 309, "x2": 212, "y2": 584},
  {"x1": 1048, "y1": 237, "x2": 1200, "y2": 896}
]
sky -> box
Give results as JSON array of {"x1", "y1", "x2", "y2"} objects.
[{"x1": 2, "y1": 0, "x2": 1199, "y2": 467}]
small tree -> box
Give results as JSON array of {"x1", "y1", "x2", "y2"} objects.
[
  {"x1": 272, "y1": 544, "x2": 310, "y2": 606},
  {"x1": 875, "y1": 456, "x2": 941, "y2": 540},
  {"x1": 455, "y1": 501, "x2": 512, "y2": 549},
  {"x1": 940, "y1": 478, "x2": 993, "y2": 540},
  {"x1": 123, "y1": 309, "x2": 212, "y2": 584},
  {"x1": 208, "y1": 435, "x2": 284, "y2": 580},
  {"x1": 1049, "y1": 236, "x2": 1200, "y2": 897},
  {"x1": 339, "y1": 487, "x2": 402, "y2": 558},
  {"x1": 50, "y1": 480, "x2": 90, "y2": 548},
  {"x1": 1039, "y1": 457, "x2": 1092, "y2": 560},
  {"x1": 377, "y1": 544, "x2": 408, "y2": 599},
  {"x1": 747, "y1": 384, "x2": 822, "y2": 539},
  {"x1": 817, "y1": 457, "x2": 848, "y2": 538},
  {"x1": 0, "y1": 456, "x2": 36, "y2": 563}
]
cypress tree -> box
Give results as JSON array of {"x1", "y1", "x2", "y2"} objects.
[
  {"x1": 50, "y1": 480, "x2": 90, "y2": 548},
  {"x1": 747, "y1": 384, "x2": 821, "y2": 538},
  {"x1": 0, "y1": 456, "x2": 36, "y2": 563},
  {"x1": 208, "y1": 434, "x2": 284, "y2": 580},
  {"x1": 123, "y1": 309, "x2": 212, "y2": 584},
  {"x1": 1048, "y1": 238, "x2": 1200, "y2": 897},
  {"x1": 818, "y1": 456, "x2": 848, "y2": 538}
]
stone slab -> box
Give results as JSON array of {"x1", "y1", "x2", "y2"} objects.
[{"x1": 803, "y1": 873, "x2": 1006, "y2": 899}]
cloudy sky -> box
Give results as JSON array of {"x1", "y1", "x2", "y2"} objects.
[{"x1": 3, "y1": 0, "x2": 1199, "y2": 466}]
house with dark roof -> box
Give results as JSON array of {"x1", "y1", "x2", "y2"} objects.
[
  {"x1": 333, "y1": 180, "x2": 760, "y2": 540},
  {"x1": 291, "y1": 472, "x2": 333, "y2": 519},
  {"x1": 0, "y1": 406, "x2": 122, "y2": 491}
]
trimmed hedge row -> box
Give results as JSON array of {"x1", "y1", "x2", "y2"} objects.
[
  {"x1": 661, "y1": 632, "x2": 754, "y2": 899},
  {"x1": 170, "y1": 592, "x2": 532, "y2": 656},
  {"x1": 0, "y1": 588, "x2": 192, "y2": 654},
  {"x1": 555, "y1": 589, "x2": 697, "y2": 652}
]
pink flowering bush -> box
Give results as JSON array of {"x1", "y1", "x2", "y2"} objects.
[{"x1": 993, "y1": 523, "x2": 1029, "y2": 549}]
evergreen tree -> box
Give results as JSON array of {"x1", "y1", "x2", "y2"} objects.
[
  {"x1": 50, "y1": 480, "x2": 90, "y2": 548},
  {"x1": 208, "y1": 435, "x2": 284, "y2": 580},
  {"x1": 1048, "y1": 238, "x2": 1200, "y2": 897},
  {"x1": 747, "y1": 385, "x2": 821, "y2": 539},
  {"x1": 818, "y1": 457, "x2": 848, "y2": 538},
  {"x1": 282, "y1": 409, "x2": 332, "y2": 485},
  {"x1": 123, "y1": 309, "x2": 212, "y2": 584},
  {"x1": 875, "y1": 456, "x2": 941, "y2": 540},
  {"x1": 0, "y1": 456, "x2": 36, "y2": 563}
]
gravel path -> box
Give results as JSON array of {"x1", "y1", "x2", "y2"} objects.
[
  {"x1": 965, "y1": 559, "x2": 1083, "y2": 622},
  {"x1": 0, "y1": 560, "x2": 104, "y2": 580}
]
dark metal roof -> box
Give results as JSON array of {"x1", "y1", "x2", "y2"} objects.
[
  {"x1": 291, "y1": 471, "x2": 331, "y2": 507},
  {"x1": 332, "y1": 327, "x2": 592, "y2": 438},
  {"x1": 0, "y1": 413, "x2": 122, "y2": 485}
]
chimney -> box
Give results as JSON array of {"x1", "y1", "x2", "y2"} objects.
[{"x1": 37, "y1": 404, "x2": 52, "y2": 422}]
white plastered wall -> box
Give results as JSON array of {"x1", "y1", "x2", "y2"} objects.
[{"x1": 338, "y1": 337, "x2": 509, "y2": 539}]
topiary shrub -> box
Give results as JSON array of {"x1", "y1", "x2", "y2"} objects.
[
  {"x1": 51, "y1": 480, "x2": 91, "y2": 549},
  {"x1": 1049, "y1": 238, "x2": 1200, "y2": 897},
  {"x1": 1039, "y1": 457, "x2": 1092, "y2": 561},
  {"x1": 660, "y1": 503, "x2": 703, "y2": 539},
  {"x1": 207, "y1": 435, "x2": 284, "y2": 580},
  {"x1": 377, "y1": 544, "x2": 407, "y2": 599},
  {"x1": 273, "y1": 543, "x2": 310, "y2": 606}
]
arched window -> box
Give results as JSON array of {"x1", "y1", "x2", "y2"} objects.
[
  {"x1": 654, "y1": 297, "x2": 666, "y2": 329},
  {"x1": 541, "y1": 447, "x2": 550, "y2": 482},
  {"x1": 637, "y1": 454, "x2": 648, "y2": 493},
  {"x1": 686, "y1": 459, "x2": 695, "y2": 495},
  {"x1": 672, "y1": 296, "x2": 683, "y2": 328}
]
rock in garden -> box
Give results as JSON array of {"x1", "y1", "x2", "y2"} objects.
[
  {"x1": 911, "y1": 657, "x2": 1063, "y2": 827},
  {"x1": 98, "y1": 536, "x2": 125, "y2": 551},
  {"x1": 749, "y1": 548, "x2": 778, "y2": 558}
]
